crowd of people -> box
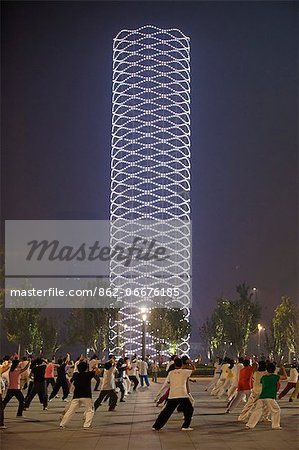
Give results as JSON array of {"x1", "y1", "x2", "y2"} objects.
[
  {"x1": 0, "y1": 351, "x2": 298, "y2": 432},
  {"x1": 205, "y1": 356, "x2": 299, "y2": 430},
  {"x1": 0, "y1": 352, "x2": 156, "y2": 430}
]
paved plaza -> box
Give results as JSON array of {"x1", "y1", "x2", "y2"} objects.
[{"x1": 1, "y1": 379, "x2": 298, "y2": 450}]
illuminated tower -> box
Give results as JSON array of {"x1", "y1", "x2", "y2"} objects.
[{"x1": 110, "y1": 25, "x2": 191, "y2": 356}]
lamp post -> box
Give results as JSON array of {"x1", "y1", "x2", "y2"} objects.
[
  {"x1": 257, "y1": 323, "x2": 264, "y2": 354},
  {"x1": 142, "y1": 313, "x2": 147, "y2": 359},
  {"x1": 252, "y1": 287, "x2": 258, "y2": 301}
]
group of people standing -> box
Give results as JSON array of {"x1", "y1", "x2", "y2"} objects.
[
  {"x1": 1, "y1": 351, "x2": 298, "y2": 432},
  {"x1": 206, "y1": 356, "x2": 299, "y2": 430},
  {"x1": 0, "y1": 352, "x2": 154, "y2": 429}
]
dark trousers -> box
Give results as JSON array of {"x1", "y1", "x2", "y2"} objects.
[
  {"x1": 278, "y1": 382, "x2": 296, "y2": 399},
  {"x1": 94, "y1": 375, "x2": 101, "y2": 391},
  {"x1": 25, "y1": 381, "x2": 48, "y2": 409},
  {"x1": 153, "y1": 398, "x2": 194, "y2": 430},
  {"x1": 157, "y1": 388, "x2": 169, "y2": 405},
  {"x1": 116, "y1": 380, "x2": 125, "y2": 401},
  {"x1": 140, "y1": 375, "x2": 150, "y2": 387},
  {"x1": 46, "y1": 378, "x2": 55, "y2": 388},
  {"x1": 48, "y1": 379, "x2": 69, "y2": 400},
  {"x1": 3, "y1": 389, "x2": 25, "y2": 416},
  {"x1": 45, "y1": 378, "x2": 55, "y2": 395},
  {"x1": 129, "y1": 375, "x2": 139, "y2": 390},
  {"x1": 0, "y1": 394, "x2": 4, "y2": 426},
  {"x1": 94, "y1": 389, "x2": 118, "y2": 411}
]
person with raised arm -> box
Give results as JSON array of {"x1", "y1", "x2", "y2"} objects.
[{"x1": 152, "y1": 357, "x2": 194, "y2": 431}]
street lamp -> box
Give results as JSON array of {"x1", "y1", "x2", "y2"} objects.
[
  {"x1": 142, "y1": 313, "x2": 147, "y2": 359},
  {"x1": 257, "y1": 323, "x2": 265, "y2": 354},
  {"x1": 252, "y1": 287, "x2": 258, "y2": 301}
]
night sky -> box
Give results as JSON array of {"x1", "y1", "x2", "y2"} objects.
[{"x1": 2, "y1": 1, "x2": 298, "y2": 341}]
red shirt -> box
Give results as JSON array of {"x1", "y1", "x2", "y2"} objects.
[
  {"x1": 9, "y1": 368, "x2": 22, "y2": 389},
  {"x1": 45, "y1": 363, "x2": 55, "y2": 379},
  {"x1": 238, "y1": 366, "x2": 253, "y2": 391}
]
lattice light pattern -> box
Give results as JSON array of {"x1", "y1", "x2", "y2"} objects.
[{"x1": 110, "y1": 26, "x2": 191, "y2": 356}]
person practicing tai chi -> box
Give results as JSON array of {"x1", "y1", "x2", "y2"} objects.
[
  {"x1": 152, "y1": 357, "x2": 194, "y2": 431},
  {"x1": 226, "y1": 359, "x2": 254, "y2": 413},
  {"x1": 245, "y1": 362, "x2": 287, "y2": 430},
  {"x1": 3, "y1": 358, "x2": 30, "y2": 417},
  {"x1": 278, "y1": 363, "x2": 298, "y2": 400},
  {"x1": 60, "y1": 361, "x2": 96, "y2": 429},
  {"x1": 94, "y1": 360, "x2": 118, "y2": 412}
]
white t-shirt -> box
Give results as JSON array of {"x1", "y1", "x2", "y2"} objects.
[
  {"x1": 138, "y1": 361, "x2": 148, "y2": 376},
  {"x1": 232, "y1": 363, "x2": 243, "y2": 381},
  {"x1": 166, "y1": 360, "x2": 175, "y2": 372},
  {"x1": 253, "y1": 370, "x2": 267, "y2": 394},
  {"x1": 220, "y1": 363, "x2": 229, "y2": 380},
  {"x1": 102, "y1": 367, "x2": 116, "y2": 390},
  {"x1": 166, "y1": 369, "x2": 192, "y2": 399},
  {"x1": 288, "y1": 368, "x2": 299, "y2": 383},
  {"x1": 128, "y1": 362, "x2": 138, "y2": 377}
]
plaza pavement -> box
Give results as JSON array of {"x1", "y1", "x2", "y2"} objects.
[{"x1": 1, "y1": 378, "x2": 298, "y2": 450}]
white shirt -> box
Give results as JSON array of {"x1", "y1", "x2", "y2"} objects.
[
  {"x1": 102, "y1": 367, "x2": 116, "y2": 390},
  {"x1": 288, "y1": 368, "x2": 299, "y2": 383},
  {"x1": 232, "y1": 363, "x2": 243, "y2": 381},
  {"x1": 253, "y1": 370, "x2": 267, "y2": 394},
  {"x1": 128, "y1": 362, "x2": 138, "y2": 377},
  {"x1": 220, "y1": 363, "x2": 229, "y2": 380},
  {"x1": 166, "y1": 369, "x2": 192, "y2": 399},
  {"x1": 138, "y1": 361, "x2": 148, "y2": 376},
  {"x1": 166, "y1": 360, "x2": 175, "y2": 372}
]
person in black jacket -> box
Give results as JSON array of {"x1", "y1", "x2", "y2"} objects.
[
  {"x1": 24, "y1": 358, "x2": 48, "y2": 410},
  {"x1": 60, "y1": 361, "x2": 96, "y2": 429},
  {"x1": 48, "y1": 354, "x2": 70, "y2": 402}
]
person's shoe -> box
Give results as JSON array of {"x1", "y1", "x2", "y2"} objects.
[
  {"x1": 289, "y1": 398, "x2": 293, "y2": 402},
  {"x1": 108, "y1": 408, "x2": 116, "y2": 411},
  {"x1": 181, "y1": 427, "x2": 193, "y2": 431},
  {"x1": 63, "y1": 399, "x2": 69, "y2": 402},
  {"x1": 245, "y1": 426, "x2": 253, "y2": 430},
  {"x1": 272, "y1": 426, "x2": 283, "y2": 430},
  {"x1": 55, "y1": 395, "x2": 60, "y2": 398},
  {"x1": 120, "y1": 399, "x2": 126, "y2": 402},
  {"x1": 0, "y1": 426, "x2": 7, "y2": 429},
  {"x1": 261, "y1": 417, "x2": 271, "y2": 422},
  {"x1": 94, "y1": 389, "x2": 100, "y2": 391},
  {"x1": 225, "y1": 410, "x2": 230, "y2": 414},
  {"x1": 49, "y1": 399, "x2": 53, "y2": 402},
  {"x1": 151, "y1": 427, "x2": 159, "y2": 431},
  {"x1": 83, "y1": 427, "x2": 92, "y2": 430},
  {"x1": 59, "y1": 425, "x2": 65, "y2": 429}
]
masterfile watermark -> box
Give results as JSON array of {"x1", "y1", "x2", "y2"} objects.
[
  {"x1": 6, "y1": 220, "x2": 191, "y2": 276},
  {"x1": 5, "y1": 220, "x2": 192, "y2": 308},
  {"x1": 26, "y1": 237, "x2": 168, "y2": 267}
]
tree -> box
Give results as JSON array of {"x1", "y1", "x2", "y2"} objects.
[
  {"x1": 4, "y1": 307, "x2": 42, "y2": 356},
  {"x1": 40, "y1": 316, "x2": 61, "y2": 358},
  {"x1": 199, "y1": 318, "x2": 214, "y2": 361},
  {"x1": 66, "y1": 308, "x2": 119, "y2": 357},
  {"x1": 272, "y1": 296, "x2": 299, "y2": 362},
  {"x1": 148, "y1": 308, "x2": 191, "y2": 355},
  {"x1": 201, "y1": 284, "x2": 261, "y2": 358}
]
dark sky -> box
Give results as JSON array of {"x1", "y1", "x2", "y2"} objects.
[{"x1": 2, "y1": 1, "x2": 298, "y2": 341}]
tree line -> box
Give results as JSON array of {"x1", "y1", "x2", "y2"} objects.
[{"x1": 199, "y1": 283, "x2": 299, "y2": 362}]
